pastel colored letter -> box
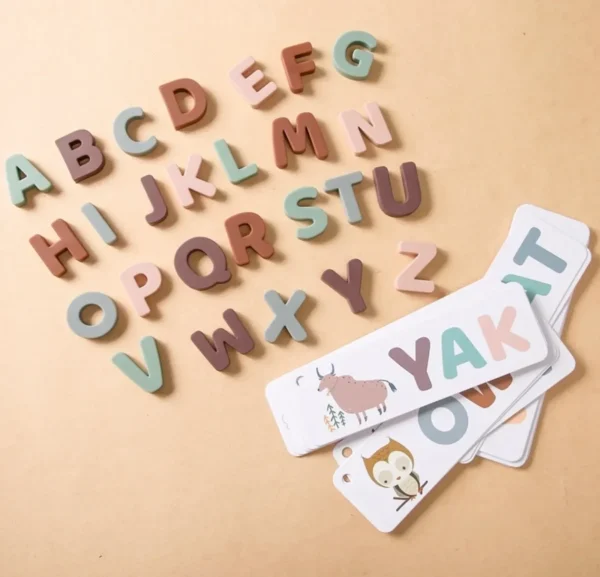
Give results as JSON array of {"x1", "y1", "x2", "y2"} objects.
[
  {"x1": 388, "y1": 337, "x2": 432, "y2": 391},
  {"x1": 418, "y1": 398, "x2": 469, "y2": 445},
  {"x1": 461, "y1": 375, "x2": 513, "y2": 408},
  {"x1": 29, "y1": 219, "x2": 89, "y2": 277},
  {"x1": 81, "y1": 203, "x2": 117, "y2": 245},
  {"x1": 174, "y1": 237, "x2": 231, "y2": 290},
  {"x1": 264, "y1": 290, "x2": 308, "y2": 343},
  {"x1": 112, "y1": 336, "x2": 163, "y2": 393},
  {"x1": 373, "y1": 162, "x2": 422, "y2": 217},
  {"x1": 141, "y1": 175, "x2": 168, "y2": 225},
  {"x1": 395, "y1": 241, "x2": 437, "y2": 293},
  {"x1": 113, "y1": 106, "x2": 158, "y2": 156},
  {"x1": 55, "y1": 129, "x2": 106, "y2": 183},
  {"x1": 513, "y1": 227, "x2": 567, "y2": 273},
  {"x1": 191, "y1": 309, "x2": 255, "y2": 371},
  {"x1": 272, "y1": 113, "x2": 329, "y2": 169},
  {"x1": 120, "y1": 262, "x2": 163, "y2": 317},
  {"x1": 67, "y1": 292, "x2": 118, "y2": 339},
  {"x1": 225, "y1": 212, "x2": 274, "y2": 266},
  {"x1": 229, "y1": 56, "x2": 277, "y2": 107},
  {"x1": 167, "y1": 154, "x2": 216, "y2": 208},
  {"x1": 6, "y1": 154, "x2": 53, "y2": 207},
  {"x1": 478, "y1": 306, "x2": 531, "y2": 361},
  {"x1": 441, "y1": 327, "x2": 487, "y2": 380},
  {"x1": 214, "y1": 139, "x2": 258, "y2": 184},
  {"x1": 281, "y1": 42, "x2": 315, "y2": 93},
  {"x1": 321, "y1": 259, "x2": 366, "y2": 314},
  {"x1": 324, "y1": 171, "x2": 364, "y2": 224},
  {"x1": 284, "y1": 186, "x2": 328, "y2": 240},
  {"x1": 502, "y1": 274, "x2": 551, "y2": 303},
  {"x1": 159, "y1": 78, "x2": 208, "y2": 130},
  {"x1": 333, "y1": 30, "x2": 377, "y2": 79},
  {"x1": 339, "y1": 102, "x2": 392, "y2": 154}
]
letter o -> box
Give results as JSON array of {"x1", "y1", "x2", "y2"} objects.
[
  {"x1": 418, "y1": 397, "x2": 469, "y2": 445},
  {"x1": 67, "y1": 292, "x2": 118, "y2": 339}
]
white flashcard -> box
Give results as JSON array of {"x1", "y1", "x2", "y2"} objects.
[
  {"x1": 267, "y1": 282, "x2": 551, "y2": 456},
  {"x1": 332, "y1": 323, "x2": 574, "y2": 532}
]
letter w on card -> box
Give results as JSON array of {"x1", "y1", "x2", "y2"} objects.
[{"x1": 266, "y1": 282, "x2": 552, "y2": 456}]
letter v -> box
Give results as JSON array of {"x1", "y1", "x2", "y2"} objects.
[
  {"x1": 395, "y1": 241, "x2": 437, "y2": 293},
  {"x1": 112, "y1": 336, "x2": 164, "y2": 393}
]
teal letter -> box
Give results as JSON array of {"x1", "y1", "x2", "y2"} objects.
[
  {"x1": 284, "y1": 186, "x2": 328, "y2": 240},
  {"x1": 502, "y1": 274, "x2": 551, "y2": 303},
  {"x1": 113, "y1": 107, "x2": 158, "y2": 156},
  {"x1": 332, "y1": 30, "x2": 377, "y2": 79},
  {"x1": 442, "y1": 327, "x2": 487, "y2": 379},
  {"x1": 324, "y1": 171, "x2": 364, "y2": 223},
  {"x1": 214, "y1": 139, "x2": 258, "y2": 184},
  {"x1": 112, "y1": 336, "x2": 164, "y2": 393},
  {"x1": 6, "y1": 154, "x2": 53, "y2": 207},
  {"x1": 513, "y1": 227, "x2": 567, "y2": 273}
]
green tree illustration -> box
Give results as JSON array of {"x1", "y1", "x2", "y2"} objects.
[
  {"x1": 327, "y1": 404, "x2": 341, "y2": 428},
  {"x1": 338, "y1": 410, "x2": 346, "y2": 427}
]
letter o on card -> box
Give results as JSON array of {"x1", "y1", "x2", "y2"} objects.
[
  {"x1": 418, "y1": 398, "x2": 469, "y2": 445},
  {"x1": 67, "y1": 292, "x2": 118, "y2": 339}
]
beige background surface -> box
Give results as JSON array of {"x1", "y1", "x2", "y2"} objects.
[{"x1": 1, "y1": 1, "x2": 599, "y2": 576}]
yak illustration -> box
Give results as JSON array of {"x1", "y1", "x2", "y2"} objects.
[{"x1": 316, "y1": 364, "x2": 397, "y2": 424}]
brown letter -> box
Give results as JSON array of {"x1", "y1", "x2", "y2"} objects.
[
  {"x1": 281, "y1": 42, "x2": 316, "y2": 93},
  {"x1": 321, "y1": 259, "x2": 366, "y2": 314},
  {"x1": 225, "y1": 212, "x2": 274, "y2": 265},
  {"x1": 373, "y1": 162, "x2": 422, "y2": 217},
  {"x1": 191, "y1": 309, "x2": 255, "y2": 371},
  {"x1": 174, "y1": 237, "x2": 231, "y2": 290},
  {"x1": 55, "y1": 130, "x2": 106, "y2": 183},
  {"x1": 141, "y1": 175, "x2": 168, "y2": 225},
  {"x1": 29, "y1": 219, "x2": 89, "y2": 277},
  {"x1": 159, "y1": 78, "x2": 208, "y2": 130},
  {"x1": 272, "y1": 113, "x2": 328, "y2": 169},
  {"x1": 460, "y1": 375, "x2": 513, "y2": 408}
]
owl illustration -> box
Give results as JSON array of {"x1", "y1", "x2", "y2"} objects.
[{"x1": 362, "y1": 438, "x2": 428, "y2": 511}]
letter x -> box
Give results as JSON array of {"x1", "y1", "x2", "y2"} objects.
[{"x1": 264, "y1": 290, "x2": 308, "y2": 343}]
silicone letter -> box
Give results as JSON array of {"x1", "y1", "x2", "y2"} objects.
[
  {"x1": 441, "y1": 327, "x2": 487, "y2": 379},
  {"x1": 55, "y1": 130, "x2": 106, "y2": 183},
  {"x1": 225, "y1": 212, "x2": 274, "y2": 265},
  {"x1": 373, "y1": 162, "x2": 422, "y2": 217},
  {"x1": 174, "y1": 237, "x2": 231, "y2": 290},
  {"x1": 66, "y1": 292, "x2": 118, "y2": 339},
  {"x1": 141, "y1": 175, "x2": 168, "y2": 225},
  {"x1": 159, "y1": 78, "x2": 208, "y2": 130},
  {"x1": 284, "y1": 186, "x2": 328, "y2": 240},
  {"x1": 418, "y1": 398, "x2": 469, "y2": 445},
  {"x1": 395, "y1": 241, "x2": 437, "y2": 293},
  {"x1": 190, "y1": 309, "x2": 255, "y2": 371},
  {"x1": 272, "y1": 113, "x2": 329, "y2": 169},
  {"x1": 513, "y1": 227, "x2": 567, "y2": 273},
  {"x1": 6, "y1": 154, "x2": 53, "y2": 207},
  {"x1": 388, "y1": 337, "x2": 432, "y2": 391},
  {"x1": 332, "y1": 30, "x2": 377, "y2": 79},
  {"x1": 29, "y1": 219, "x2": 89, "y2": 277},
  {"x1": 264, "y1": 290, "x2": 308, "y2": 342},
  {"x1": 478, "y1": 306, "x2": 531, "y2": 361},
  {"x1": 339, "y1": 102, "x2": 392, "y2": 154},
  {"x1": 502, "y1": 274, "x2": 551, "y2": 303},
  {"x1": 321, "y1": 259, "x2": 366, "y2": 313},
  {"x1": 229, "y1": 56, "x2": 277, "y2": 106},
  {"x1": 281, "y1": 42, "x2": 315, "y2": 93},
  {"x1": 81, "y1": 203, "x2": 117, "y2": 245},
  {"x1": 167, "y1": 155, "x2": 216, "y2": 207},
  {"x1": 324, "y1": 172, "x2": 364, "y2": 224},
  {"x1": 112, "y1": 336, "x2": 163, "y2": 393},
  {"x1": 120, "y1": 262, "x2": 163, "y2": 317},
  {"x1": 214, "y1": 139, "x2": 258, "y2": 184},
  {"x1": 113, "y1": 106, "x2": 158, "y2": 156}
]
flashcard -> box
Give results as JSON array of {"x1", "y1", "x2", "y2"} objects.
[
  {"x1": 266, "y1": 282, "x2": 552, "y2": 456},
  {"x1": 332, "y1": 322, "x2": 573, "y2": 532}
]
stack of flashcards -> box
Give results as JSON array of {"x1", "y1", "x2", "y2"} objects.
[{"x1": 265, "y1": 205, "x2": 591, "y2": 532}]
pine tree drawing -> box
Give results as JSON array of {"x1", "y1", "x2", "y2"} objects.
[
  {"x1": 324, "y1": 415, "x2": 335, "y2": 432},
  {"x1": 338, "y1": 410, "x2": 346, "y2": 427},
  {"x1": 327, "y1": 404, "x2": 341, "y2": 428}
]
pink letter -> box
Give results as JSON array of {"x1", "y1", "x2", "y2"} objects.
[
  {"x1": 478, "y1": 306, "x2": 531, "y2": 361},
  {"x1": 339, "y1": 102, "x2": 392, "y2": 154},
  {"x1": 166, "y1": 154, "x2": 216, "y2": 208},
  {"x1": 229, "y1": 56, "x2": 277, "y2": 107},
  {"x1": 395, "y1": 241, "x2": 437, "y2": 293},
  {"x1": 120, "y1": 262, "x2": 163, "y2": 317}
]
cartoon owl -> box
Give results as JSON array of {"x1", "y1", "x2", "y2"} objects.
[{"x1": 362, "y1": 438, "x2": 427, "y2": 510}]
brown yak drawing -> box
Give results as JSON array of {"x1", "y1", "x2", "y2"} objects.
[{"x1": 316, "y1": 364, "x2": 397, "y2": 424}]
